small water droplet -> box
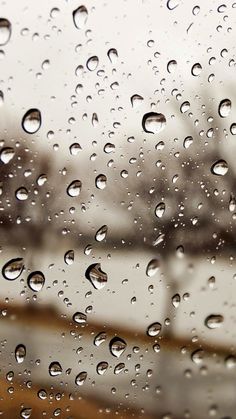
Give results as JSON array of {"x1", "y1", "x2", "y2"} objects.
[
  {"x1": 218, "y1": 99, "x2": 231, "y2": 117},
  {"x1": 22, "y1": 109, "x2": 41, "y2": 134},
  {"x1": 49, "y1": 361, "x2": 62, "y2": 376},
  {"x1": 0, "y1": 18, "x2": 11, "y2": 46},
  {"x1": 96, "y1": 361, "x2": 108, "y2": 375},
  {"x1": 155, "y1": 202, "x2": 165, "y2": 218},
  {"x1": 95, "y1": 174, "x2": 107, "y2": 189},
  {"x1": 180, "y1": 101, "x2": 190, "y2": 113},
  {"x1": 109, "y1": 337, "x2": 127, "y2": 358},
  {"x1": 146, "y1": 259, "x2": 160, "y2": 277},
  {"x1": 2, "y1": 258, "x2": 24, "y2": 280},
  {"x1": 114, "y1": 363, "x2": 125, "y2": 374},
  {"x1": 142, "y1": 112, "x2": 166, "y2": 134},
  {"x1": 64, "y1": 250, "x2": 74, "y2": 265},
  {"x1": 70, "y1": 143, "x2": 82, "y2": 155},
  {"x1": 0, "y1": 147, "x2": 15, "y2": 164},
  {"x1": 73, "y1": 6, "x2": 88, "y2": 29},
  {"x1": 15, "y1": 344, "x2": 26, "y2": 363},
  {"x1": 191, "y1": 63, "x2": 202, "y2": 76},
  {"x1": 95, "y1": 225, "x2": 108, "y2": 242},
  {"x1": 67, "y1": 180, "x2": 82, "y2": 197},
  {"x1": 75, "y1": 371, "x2": 87, "y2": 385},
  {"x1": 183, "y1": 136, "x2": 193, "y2": 149},
  {"x1": 172, "y1": 293, "x2": 181, "y2": 308},
  {"x1": 205, "y1": 314, "x2": 224, "y2": 329},
  {"x1": 107, "y1": 48, "x2": 118, "y2": 64},
  {"x1": 230, "y1": 123, "x2": 236, "y2": 135},
  {"x1": 147, "y1": 322, "x2": 162, "y2": 337},
  {"x1": 225, "y1": 355, "x2": 236, "y2": 369},
  {"x1": 211, "y1": 160, "x2": 228, "y2": 176},
  {"x1": 167, "y1": 60, "x2": 177, "y2": 73},
  {"x1": 27, "y1": 271, "x2": 45, "y2": 292},
  {"x1": 130, "y1": 94, "x2": 144, "y2": 109},
  {"x1": 191, "y1": 349, "x2": 204, "y2": 365},
  {"x1": 86, "y1": 56, "x2": 99, "y2": 71},
  {"x1": 85, "y1": 263, "x2": 107, "y2": 290},
  {"x1": 20, "y1": 408, "x2": 32, "y2": 419},
  {"x1": 94, "y1": 332, "x2": 107, "y2": 346},
  {"x1": 167, "y1": 0, "x2": 179, "y2": 10}
]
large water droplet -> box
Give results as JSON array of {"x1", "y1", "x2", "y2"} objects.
[
  {"x1": 155, "y1": 202, "x2": 165, "y2": 218},
  {"x1": 64, "y1": 250, "x2": 74, "y2": 265},
  {"x1": 205, "y1": 314, "x2": 224, "y2": 329},
  {"x1": 146, "y1": 259, "x2": 160, "y2": 277},
  {"x1": 109, "y1": 337, "x2": 127, "y2": 358},
  {"x1": 96, "y1": 361, "x2": 108, "y2": 375},
  {"x1": 15, "y1": 344, "x2": 26, "y2": 363},
  {"x1": 0, "y1": 147, "x2": 15, "y2": 164},
  {"x1": 95, "y1": 225, "x2": 108, "y2": 242},
  {"x1": 27, "y1": 271, "x2": 45, "y2": 292},
  {"x1": 86, "y1": 56, "x2": 99, "y2": 71},
  {"x1": 142, "y1": 112, "x2": 166, "y2": 134},
  {"x1": 49, "y1": 362, "x2": 62, "y2": 376},
  {"x1": 0, "y1": 18, "x2": 11, "y2": 46},
  {"x1": 147, "y1": 322, "x2": 162, "y2": 337},
  {"x1": 2, "y1": 258, "x2": 24, "y2": 280},
  {"x1": 85, "y1": 263, "x2": 107, "y2": 290},
  {"x1": 73, "y1": 6, "x2": 88, "y2": 29},
  {"x1": 22, "y1": 109, "x2": 41, "y2": 134},
  {"x1": 67, "y1": 180, "x2": 82, "y2": 197},
  {"x1": 211, "y1": 160, "x2": 228, "y2": 176},
  {"x1": 73, "y1": 312, "x2": 87, "y2": 324},
  {"x1": 218, "y1": 99, "x2": 231, "y2": 117},
  {"x1": 15, "y1": 187, "x2": 28, "y2": 201},
  {"x1": 75, "y1": 371, "x2": 87, "y2": 385},
  {"x1": 95, "y1": 174, "x2": 107, "y2": 189}
]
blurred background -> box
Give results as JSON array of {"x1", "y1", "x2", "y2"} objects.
[{"x1": 0, "y1": 0, "x2": 236, "y2": 418}]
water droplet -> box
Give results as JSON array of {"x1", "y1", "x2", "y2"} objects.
[
  {"x1": 107, "y1": 48, "x2": 118, "y2": 64},
  {"x1": 180, "y1": 101, "x2": 190, "y2": 113},
  {"x1": 73, "y1": 312, "x2": 87, "y2": 324},
  {"x1": 73, "y1": 6, "x2": 88, "y2": 29},
  {"x1": 15, "y1": 187, "x2": 28, "y2": 201},
  {"x1": 229, "y1": 195, "x2": 236, "y2": 212},
  {"x1": 15, "y1": 344, "x2": 26, "y2": 363},
  {"x1": 167, "y1": 0, "x2": 179, "y2": 10},
  {"x1": 64, "y1": 250, "x2": 74, "y2": 265},
  {"x1": 130, "y1": 94, "x2": 144, "y2": 109},
  {"x1": 20, "y1": 408, "x2": 32, "y2": 419},
  {"x1": 147, "y1": 322, "x2": 162, "y2": 337},
  {"x1": 225, "y1": 355, "x2": 236, "y2": 369},
  {"x1": 109, "y1": 337, "x2": 127, "y2": 358},
  {"x1": 146, "y1": 259, "x2": 160, "y2": 277},
  {"x1": 218, "y1": 99, "x2": 231, "y2": 118},
  {"x1": 94, "y1": 332, "x2": 107, "y2": 346},
  {"x1": 172, "y1": 293, "x2": 181, "y2": 308},
  {"x1": 155, "y1": 202, "x2": 165, "y2": 218},
  {"x1": 205, "y1": 314, "x2": 224, "y2": 329},
  {"x1": 22, "y1": 109, "x2": 41, "y2": 134},
  {"x1": 167, "y1": 60, "x2": 177, "y2": 73},
  {"x1": 191, "y1": 63, "x2": 202, "y2": 76},
  {"x1": 191, "y1": 349, "x2": 204, "y2": 365},
  {"x1": 0, "y1": 147, "x2": 15, "y2": 164},
  {"x1": 37, "y1": 174, "x2": 47, "y2": 186},
  {"x1": 49, "y1": 362, "x2": 62, "y2": 376},
  {"x1": 85, "y1": 263, "x2": 107, "y2": 290},
  {"x1": 114, "y1": 363, "x2": 125, "y2": 374},
  {"x1": 75, "y1": 371, "x2": 87, "y2": 385},
  {"x1": 96, "y1": 361, "x2": 108, "y2": 375},
  {"x1": 183, "y1": 136, "x2": 193, "y2": 149},
  {"x1": 95, "y1": 174, "x2": 107, "y2": 189},
  {"x1": 27, "y1": 271, "x2": 45, "y2": 292},
  {"x1": 67, "y1": 180, "x2": 82, "y2": 197},
  {"x1": 86, "y1": 56, "x2": 99, "y2": 71},
  {"x1": 230, "y1": 123, "x2": 236, "y2": 135},
  {"x1": 95, "y1": 225, "x2": 108, "y2": 242},
  {"x1": 211, "y1": 160, "x2": 228, "y2": 176},
  {"x1": 70, "y1": 143, "x2": 82, "y2": 155},
  {"x1": 2, "y1": 258, "x2": 24, "y2": 280},
  {"x1": 0, "y1": 18, "x2": 11, "y2": 46},
  {"x1": 142, "y1": 112, "x2": 166, "y2": 134}
]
